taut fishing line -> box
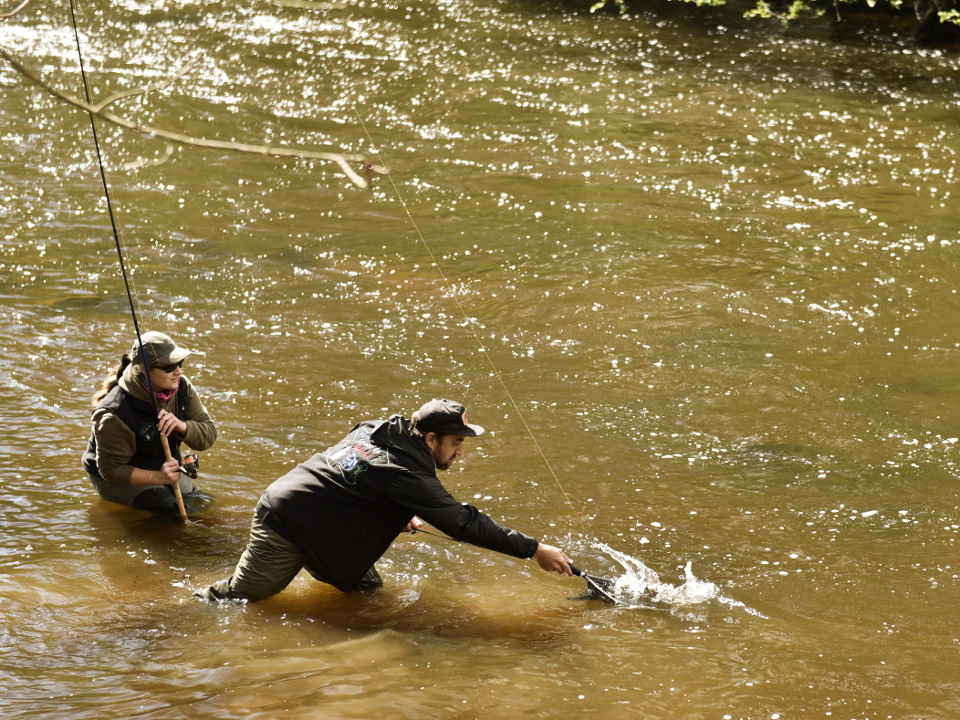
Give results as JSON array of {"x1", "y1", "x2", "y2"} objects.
[
  {"x1": 339, "y1": 91, "x2": 725, "y2": 606},
  {"x1": 316, "y1": 52, "x2": 578, "y2": 516},
  {"x1": 319, "y1": 37, "x2": 640, "y2": 604},
  {"x1": 326, "y1": 51, "x2": 735, "y2": 611}
]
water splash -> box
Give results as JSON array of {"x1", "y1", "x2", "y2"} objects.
[{"x1": 596, "y1": 543, "x2": 766, "y2": 617}]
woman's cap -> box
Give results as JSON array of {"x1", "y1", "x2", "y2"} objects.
[
  {"x1": 412, "y1": 399, "x2": 485, "y2": 436},
  {"x1": 130, "y1": 331, "x2": 193, "y2": 366}
]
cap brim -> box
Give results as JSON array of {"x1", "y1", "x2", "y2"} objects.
[
  {"x1": 463, "y1": 423, "x2": 485, "y2": 437},
  {"x1": 166, "y1": 348, "x2": 193, "y2": 364}
]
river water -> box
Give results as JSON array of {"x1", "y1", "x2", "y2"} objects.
[{"x1": 2, "y1": 0, "x2": 959, "y2": 718}]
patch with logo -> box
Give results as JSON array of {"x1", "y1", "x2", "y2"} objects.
[
  {"x1": 138, "y1": 422, "x2": 159, "y2": 442},
  {"x1": 328, "y1": 437, "x2": 390, "y2": 484}
]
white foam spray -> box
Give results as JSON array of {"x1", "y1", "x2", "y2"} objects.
[{"x1": 595, "y1": 543, "x2": 766, "y2": 617}]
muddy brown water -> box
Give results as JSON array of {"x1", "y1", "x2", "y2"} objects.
[{"x1": 2, "y1": 0, "x2": 959, "y2": 718}]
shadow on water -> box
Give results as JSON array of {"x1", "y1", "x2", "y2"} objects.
[
  {"x1": 236, "y1": 574, "x2": 594, "y2": 643},
  {"x1": 84, "y1": 501, "x2": 250, "y2": 600},
  {"x1": 83, "y1": 502, "x2": 598, "y2": 643},
  {"x1": 86, "y1": 499, "x2": 242, "y2": 539},
  {"x1": 92, "y1": 502, "x2": 637, "y2": 635}
]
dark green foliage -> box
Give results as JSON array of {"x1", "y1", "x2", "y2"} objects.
[{"x1": 589, "y1": 0, "x2": 960, "y2": 44}]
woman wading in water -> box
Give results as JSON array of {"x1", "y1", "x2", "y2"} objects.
[{"x1": 82, "y1": 331, "x2": 217, "y2": 514}]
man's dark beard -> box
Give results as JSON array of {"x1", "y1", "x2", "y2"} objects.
[{"x1": 433, "y1": 452, "x2": 455, "y2": 471}]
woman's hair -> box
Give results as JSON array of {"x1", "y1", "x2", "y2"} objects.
[{"x1": 91, "y1": 353, "x2": 137, "y2": 407}]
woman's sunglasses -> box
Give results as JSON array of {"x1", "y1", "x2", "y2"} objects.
[{"x1": 151, "y1": 360, "x2": 184, "y2": 373}]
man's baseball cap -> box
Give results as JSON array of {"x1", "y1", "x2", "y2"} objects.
[
  {"x1": 412, "y1": 399, "x2": 485, "y2": 436},
  {"x1": 130, "y1": 331, "x2": 193, "y2": 366}
]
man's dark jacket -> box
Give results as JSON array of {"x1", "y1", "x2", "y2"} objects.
[{"x1": 260, "y1": 415, "x2": 538, "y2": 592}]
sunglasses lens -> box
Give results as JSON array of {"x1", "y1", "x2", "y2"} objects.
[{"x1": 153, "y1": 361, "x2": 183, "y2": 373}]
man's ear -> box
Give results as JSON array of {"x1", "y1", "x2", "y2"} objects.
[{"x1": 424, "y1": 432, "x2": 439, "y2": 451}]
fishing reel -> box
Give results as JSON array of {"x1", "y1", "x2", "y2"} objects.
[{"x1": 179, "y1": 453, "x2": 200, "y2": 479}]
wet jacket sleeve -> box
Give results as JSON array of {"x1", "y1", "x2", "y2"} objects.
[
  {"x1": 90, "y1": 408, "x2": 138, "y2": 485},
  {"x1": 179, "y1": 379, "x2": 217, "y2": 451},
  {"x1": 388, "y1": 470, "x2": 538, "y2": 559}
]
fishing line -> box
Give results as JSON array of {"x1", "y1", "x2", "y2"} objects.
[
  {"x1": 319, "y1": 55, "x2": 577, "y2": 516},
  {"x1": 371, "y1": 151, "x2": 577, "y2": 515}
]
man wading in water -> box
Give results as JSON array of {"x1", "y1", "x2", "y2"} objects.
[{"x1": 196, "y1": 399, "x2": 573, "y2": 601}]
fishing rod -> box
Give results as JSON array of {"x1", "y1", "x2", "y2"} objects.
[{"x1": 67, "y1": 0, "x2": 189, "y2": 523}]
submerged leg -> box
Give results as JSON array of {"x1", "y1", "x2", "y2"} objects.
[{"x1": 195, "y1": 506, "x2": 307, "y2": 602}]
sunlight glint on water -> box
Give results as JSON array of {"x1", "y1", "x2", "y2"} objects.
[{"x1": 2, "y1": 0, "x2": 960, "y2": 718}]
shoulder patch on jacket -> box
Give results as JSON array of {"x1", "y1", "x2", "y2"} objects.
[{"x1": 327, "y1": 431, "x2": 391, "y2": 485}]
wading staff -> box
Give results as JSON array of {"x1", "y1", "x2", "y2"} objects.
[
  {"x1": 160, "y1": 435, "x2": 190, "y2": 523},
  {"x1": 67, "y1": 0, "x2": 190, "y2": 524}
]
